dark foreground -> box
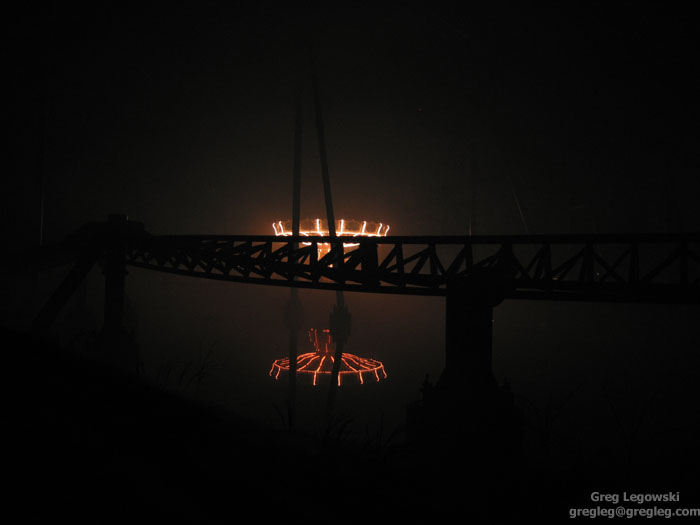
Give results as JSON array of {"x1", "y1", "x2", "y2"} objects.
[{"x1": 7, "y1": 330, "x2": 699, "y2": 523}]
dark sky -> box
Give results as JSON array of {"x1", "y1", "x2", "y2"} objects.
[{"x1": 6, "y1": 2, "x2": 699, "y2": 245}]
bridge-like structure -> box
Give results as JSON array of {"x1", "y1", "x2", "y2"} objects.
[
  {"x1": 125, "y1": 231, "x2": 700, "y2": 304},
  {"x1": 11, "y1": 215, "x2": 700, "y2": 387}
]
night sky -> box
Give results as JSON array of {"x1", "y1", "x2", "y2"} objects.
[
  {"x1": 7, "y1": 3, "x2": 699, "y2": 241},
  {"x1": 4, "y1": 3, "x2": 700, "y2": 520}
]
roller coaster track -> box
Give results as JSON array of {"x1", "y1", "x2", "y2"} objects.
[{"x1": 124, "y1": 231, "x2": 700, "y2": 304}]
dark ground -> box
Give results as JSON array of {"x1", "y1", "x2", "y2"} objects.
[{"x1": 7, "y1": 327, "x2": 699, "y2": 523}]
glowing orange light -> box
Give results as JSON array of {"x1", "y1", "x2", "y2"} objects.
[
  {"x1": 269, "y1": 328, "x2": 387, "y2": 386},
  {"x1": 272, "y1": 218, "x2": 390, "y2": 258}
]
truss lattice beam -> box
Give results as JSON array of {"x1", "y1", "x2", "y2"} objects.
[{"x1": 124, "y1": 233, "x2": 700, "y2": 303}]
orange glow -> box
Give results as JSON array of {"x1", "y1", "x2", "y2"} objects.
[
  {"x1": 272, "y1": 218, "x2": 390, "y2": 258},
  {"x1": 269, "y1": 328, "x2": 387, "y2": 386}
]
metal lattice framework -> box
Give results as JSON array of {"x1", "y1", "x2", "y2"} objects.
[{"x1": 125, "y1": 232, "x2": 700, "y2": 304}]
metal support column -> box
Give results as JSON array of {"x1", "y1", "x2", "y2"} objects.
[
  {"x1": 100, "y1": 214, "x2": 138, "y2": 375},
  {"x1": 439, "y1": 269, "x2": 510, "y2": 393}
]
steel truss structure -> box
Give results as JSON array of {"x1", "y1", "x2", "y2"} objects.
[{"x1": 125, "y1": 232, "x2": 700, "y2": 304}]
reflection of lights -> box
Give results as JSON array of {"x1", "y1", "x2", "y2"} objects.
[
  {"x1": 269, "y1": 328, "x2": 387, "y2": 386},
  {"x1": 272, "y1": 218, "x2": 390, "y2": 258}
]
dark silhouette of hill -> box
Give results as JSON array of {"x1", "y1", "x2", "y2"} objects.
[
  {"x1": 7, "y1": 327, "x2": 699, "y2": 523},
  {"x1": 6, "y1": 329, "x2": 440, "y2": 523}
]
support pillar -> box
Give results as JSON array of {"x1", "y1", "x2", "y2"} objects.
[
  {"x1": 440, "y1": 270, "x2": 506, "y2": 393},
  {"x1": 408, "y1": 268, "x2": 520, "y2": 445},
  {"x1": 99, "y1": 214, "x2": 139, "y2": 376},
  {"x1": 444, "y1": 288, "x2": 496, "y2": 391},
  {"x1": 102, "y1": 245, "x2": 126, "y2": 340},
  {"x1": 326, "y1": 300, "x2": 351, "y2": 418}
]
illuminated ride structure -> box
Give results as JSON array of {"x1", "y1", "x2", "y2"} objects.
[
  {"x1": 273, "y1": 218, "x2": 390, "y2": 259},
  {"x1": 266, "y1": 61, "x2": 392, "y2": 405},
  {"x1": 270, "y1": 328, "x2": 387, "y2": 386},
  {"x1": 270, "y1": 218, "x2": 390, "y2": 386}
]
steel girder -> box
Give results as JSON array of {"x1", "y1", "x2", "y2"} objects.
[{"x1": 125, "y1": 233, "x2": 700, "y2": 304}]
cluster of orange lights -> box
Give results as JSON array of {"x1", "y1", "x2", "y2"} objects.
[
  {"x1": 269, "y1": 328, "x2": 387, "y2": 386},
  {"x1": 270, "y1": 219, "x2": 388, "y2": 386},
  {"x1": 272, "y1": 218, "x2": 390, "y2": 258}
]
